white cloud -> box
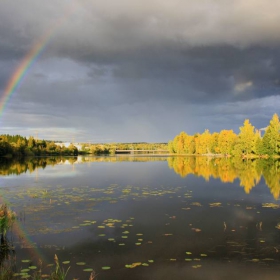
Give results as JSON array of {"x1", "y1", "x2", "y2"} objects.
[{"x1": 234, "y1": 81, "x2": 253, "y2": 93}]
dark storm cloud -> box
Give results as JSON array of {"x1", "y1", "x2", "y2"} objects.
[
  {"x1": 99, "y1": 45, "x2": 280, "y2": 104},
  {"x1": 1, "y1": 0, "x2": 280, "y2": 141},
  {"x1": 2, "y1": 0, "x2": 280, "y2": 56}
]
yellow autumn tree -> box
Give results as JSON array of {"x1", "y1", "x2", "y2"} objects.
[{"x1": 218, "y1": 130, "x2": 237, "y2": 155}]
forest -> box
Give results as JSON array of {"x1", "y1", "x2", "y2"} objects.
[
  {"x1": 0, "y1": 134, "x2": 168, "y2": 158},
  {"x1": 168, "y1": 113, "x2": 280, "y2": 157},
  {"x1": 0, "y1": 135, "x2": 79, "y2": 157},
  {"x1": 87, "y1": 142, "x2": 168, "y2": 155},
  {"x1": 0, "y1": 113, "x2": 279, "y2": 158}
]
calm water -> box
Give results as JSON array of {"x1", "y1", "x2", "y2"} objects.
[{"x1": 1, "y1": 156, "x2": 280, "y2": 280}]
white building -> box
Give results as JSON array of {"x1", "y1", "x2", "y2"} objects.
[{"x1": 55, "y1": 142, "x2": 82, "y2": 150}]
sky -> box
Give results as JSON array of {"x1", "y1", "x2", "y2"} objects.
[{"x1": 0, "y1": 0, "x2": 280, "y2": 143}]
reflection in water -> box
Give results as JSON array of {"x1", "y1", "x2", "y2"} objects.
[
  {"x1": 0, "y1": 157, "x2": 78, "y2": 176},
  {"x1": 1, "y1": 156, "x2": 279, "y2": 199},
  {"x1": 1, "y1": 156, "x2": 280, "y2": 199},
  {"x1": 0, "y1": 204, "x2": 16, "y2": 271},
  {"x1": 168, "y1": 157, "x2": 280, "y2": 199},
  {"x1": 0, "y1": 156, "x2": 168, "y2": 177},
  {"x1": 1, "y1": 156, "x2": 280, "y2": 279}
]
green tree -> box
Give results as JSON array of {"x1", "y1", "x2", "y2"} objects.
[
  {"x1": 28, "y1": 136, "x2": 35, "y2": 148},
  {"x1": 262, "y1": 113, "x2": 280, "y2": 155},
  {"x1": 168, "y1": 140, "x2": 174, "y2": 153},
  {"x1": 68, "y1": 144, "x2": 78, "y2": 155},
  {"x1": 255, "y1": 133, "x2": 263, "y2": 155},
  {"x1": 0, "y1": 141, "x2": 13, "y2": 157},
  {"x1": 48, "y1": 142, "x2": 57, "y2": 151}
]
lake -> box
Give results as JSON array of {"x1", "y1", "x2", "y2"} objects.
[{"x1": 1, "y1": 156, "x2": 280, "y2": 279}]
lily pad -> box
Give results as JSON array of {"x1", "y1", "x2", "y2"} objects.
[
  {"x1": 76, "y1": 262, "x2": 86, "y2": 266},
  {"x1": 83, "y1": 268, "x2": 94, "y2": 272}
]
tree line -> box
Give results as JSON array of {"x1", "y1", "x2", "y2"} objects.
[
  {"x1": 0, "y1": 135, "x2": 78, "y2": 157},
  {"x1": 85, "y1": 142, "x2": 168, "y2": 155},
  {"x1": 1, "y1": 113, "x2": 279, "y2": 158},
  {"x1": 168, "y1": 113, "x2": 280, "y2": 157},
  {"x1": 0, "y1": 134, "x2": 168, "y2": 158}
]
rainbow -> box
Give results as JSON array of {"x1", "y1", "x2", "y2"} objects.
[
  {"x1": 0, "y1": 36, "x2": 50, "y2": 117},
  {"x1": 0, "y1": 196, "x2": 49, "y2": 265},
  {"x1": 13, "y1": 217, "x2": 49, "y2": 264},
  {"x1": 0, "y1": 2, "x2": 75, "y2": 118},
  {"x1": 0, "y1": 1, "x2": 77, "y2": 267}
]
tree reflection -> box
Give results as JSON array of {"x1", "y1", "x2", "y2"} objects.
[
  {"x1": 0, "y1": 157, "x2": 77, "y2": 176},
  {"x1": 168, "y1": 157, "x2": 280, "y2": 198},
  {"x1": 262, "y1": 160, "x2": 280, "y2": 199},
  {"x1": 1, "y1": 156, "x2": 280, "y2": 199},
  {"x1": 0, "y1": 156, "x2": 167, "y2": 177},
  {"x1": 0, "y1": 204, "x2": 16, "y2": 271}
]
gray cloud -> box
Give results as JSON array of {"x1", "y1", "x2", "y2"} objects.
[
  {"x1": 1, "y1": 0, "x2": 280, "y2": 142},
  {"x1": 2, "y1": 0, "x2": 280, "y2": 56}
]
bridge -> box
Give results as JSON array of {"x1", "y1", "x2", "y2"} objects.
[{"x1": 115, "y1": 149, "x2": 169, "y2": 154}]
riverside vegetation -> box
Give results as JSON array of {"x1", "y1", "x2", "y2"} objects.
[
  {"x1": 0, "y1": 113, "x2": 279, "y2": 159},
  {"x1": 168, "y1": 113, "x2": 280, "y2": 158},
  {"x1": 0, "y1": 134, "x2": 168, "y2": 158}
]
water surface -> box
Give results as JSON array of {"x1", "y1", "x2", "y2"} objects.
[{"x1": 1, "y1": 156, "x2": 280, "y2": 279}]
